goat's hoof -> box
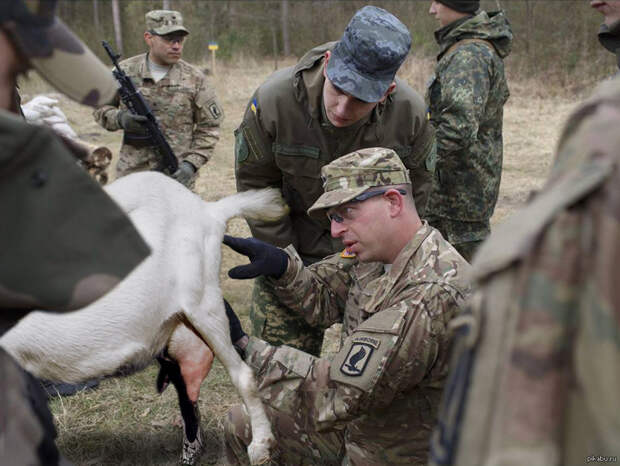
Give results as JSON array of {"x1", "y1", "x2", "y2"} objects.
[
  {"x1": 247, "y1": 434, "x2": 276, "y2": 465},
  {"x1": 180, "y1": 427, "x2": 204, "y2": 465}
]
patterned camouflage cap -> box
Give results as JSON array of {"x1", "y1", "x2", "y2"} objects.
[
  {"x1": 308, "y1": 147, "x2": 411, "y2": 218},
  {"x1": 326, "y1": 6, "x2": 411, "y2": 103},
  {"x1": 145, "y1": 10, "x2": 189, "y2": 36},
  {"x1": 0, "y1": 0, "x2": 117, "y2": 107}
]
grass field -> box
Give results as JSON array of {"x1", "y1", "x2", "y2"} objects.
[{"x1": 17, "y1": 57, "x2": 580, "y2": 465}]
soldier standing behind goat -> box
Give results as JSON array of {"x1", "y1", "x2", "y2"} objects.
[{"x1": 94, "y1": 9, "x2": 223, "y2": 190}]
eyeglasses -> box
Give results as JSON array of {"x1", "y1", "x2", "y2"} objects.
[
  {"x1": 326, "y1": 188, "x2": 407, "y2": 224},
  {"x1": 156, "y1": 34, "x2": 186, "y2": 45}
]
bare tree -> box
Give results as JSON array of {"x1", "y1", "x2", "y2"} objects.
[
  {"x1": 93, "y1": 0, "x2": 100, "y2": 33},
  {"x1": 163, "y1": 0, "x2": 171, "y2": 9},
  {"x1": 281, "y1": 0, "x2": 290, "y2": 56},
  {"x1": 111, "y1": 0, "x2": 123, "y2": 55}
]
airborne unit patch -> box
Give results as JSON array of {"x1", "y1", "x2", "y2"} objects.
[{"x1": 340, "y1": 342, "x2": 374, "y2": 377}]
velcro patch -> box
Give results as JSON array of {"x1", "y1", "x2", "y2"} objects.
[
  {"x1": 340, "y1": 249, "x2": 356, "y2": 259},
  {"x1": 340, "y1": 343, "x2": 374, "y2": 377},
  {"x1": 209, "y1": 102, "x2": 223, "y2": 119}
]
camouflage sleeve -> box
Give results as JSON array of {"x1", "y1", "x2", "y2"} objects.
[
  {"x1": 245, "y1": 286, "x2": 456, "y2": 432},
  {"x1": 270, "y1": 246, "x2": 355, "y2": 329},
  {"x1": 434, "y1": 45, "x2": 493, "y2": 153},
  {"x1": 182, "y1": 77, "x2": 223, "y2": 169},
  {"x1": 92, "y1": 92, "x2": 122, "y2": 131},
  {"x1": 235, "y1": 93, "x2": 296, "y2": 248}
]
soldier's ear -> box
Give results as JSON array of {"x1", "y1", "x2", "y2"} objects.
[
  {"x1": 378, "y1": 82, "x2": 396, "y2": 103},
  {"x1": 322, "y1": 50, "x2": 331, "y2": 78}
]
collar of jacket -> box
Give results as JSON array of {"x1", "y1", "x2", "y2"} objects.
[
  {"x1": 598, "y1": 20, "x2": 620, "y2": 68},
  {"x1": 434, "y1": 15, "x2": 474, "y2": 48},
  {"x1": 356, "y1": 221, "x2": 434, "y2": 312},
  {"x1": 139, "y1": 52, "x2": 183, "y2": 86},
  {"x1": 292, "y1": 42, "x2": 386, "y2": 129}
]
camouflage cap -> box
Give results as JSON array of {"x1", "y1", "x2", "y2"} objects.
[
  {"x1": 145, "y1": 10, "x2": 189, "y2": 36},
  {"x1": 0, "y1": 0, "x2": 117, "y2": 107},
  {"x1": 308, "y1": 147, "x2": 411, "y2": 218},
  {"x1": 326, "y1": 6, "x2": 411, "y2": 103}
]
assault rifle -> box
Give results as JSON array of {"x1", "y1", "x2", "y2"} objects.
[{"x1": 102, "y1": 40, "x2": 178, "y2": 174}]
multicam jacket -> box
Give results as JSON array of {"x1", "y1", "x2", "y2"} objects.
[
  {"x1": 94, "y1": 53, "x2": 223, "y2": 177},
  {"x1": 244, "y1": 223, "x2": 471, "y2": 465},
  {"x1": 235, "y1": 43, "x2": 436, "y2": 262},
  {"x1": 430, "y1": 79, "x2": 620, "y2": 465},
  {"x1": 426, "y1": 11, "x2": 512, "y2": 245}
]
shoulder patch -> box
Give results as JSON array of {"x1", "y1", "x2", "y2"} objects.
[
  {"x1": 340, "y1": 343, "x2": 374, "y2": 377},
  {"x1": 250, "y1": 98, "x2": 258, "y2": 114},
  {"x1": 340, "y1": 249, "x2": 356, "y2": 259}
]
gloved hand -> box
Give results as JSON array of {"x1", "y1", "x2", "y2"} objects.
[
  {"x1": 116, "y1": 110, "x2": 148, "y2": 134},
  {"x1": 172, "y1": 161, "x2": 196, "y2": 188},
  {"x1": 224, "y1": 299, "x2": 248, "y2": 358},
  {"x1": 223, "y1": 235, "x2": 288, "y2": 279}
]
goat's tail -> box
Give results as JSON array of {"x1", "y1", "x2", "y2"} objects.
[{"x1": 211, "y1": 188, "x2": 289, "y2": 223}]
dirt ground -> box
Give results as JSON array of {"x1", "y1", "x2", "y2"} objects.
[{"x1": 17, "y1": 58, "x2": 579, "y2": 465}]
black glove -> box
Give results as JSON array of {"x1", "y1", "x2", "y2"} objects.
[
  {"x1": 172, "y1": 161, "x2": 196, "y2": 187},
  {"x1": 116, "y1": 110, "x2": 148, "y2": 134},
  {"x1": 224, "y1": 299, "x2": 248, "y2": 358},
  {"x1": 223, "y1": 235, "x2": 288, "y2": 279}
]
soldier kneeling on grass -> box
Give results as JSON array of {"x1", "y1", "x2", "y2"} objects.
[{"x1": 221, "y1": 147, "x2": 471, "y2": 465}]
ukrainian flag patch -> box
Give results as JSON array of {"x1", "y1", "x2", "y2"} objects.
[{"x1": 250, "y1": 98, "x2": 258, "y2": 114}]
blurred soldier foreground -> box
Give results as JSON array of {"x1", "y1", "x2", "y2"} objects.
[
  {"x1": 425, "y1": 0, "x2": 513, "y2": 261},
  {"x1": 223, "y1": 148, "x2": 470, "y2": 465},
  {"x1": 430, "y1": 78, "x2": 620, "y2": 465},
  {"x1": 592, "y1": 0, "x2": 620, "y2": 75},
  {"x1": 0, "y1": 0, "x2": 149, "y2": 464},
  {"x1": 235, "y1": 5, "x2": 437, "y2": 357},
  {"x1": 94, "y1": 9, "x2": 223, "y2": 190}
]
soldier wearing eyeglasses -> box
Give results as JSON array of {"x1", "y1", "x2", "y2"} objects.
[
  {"x1": 94, "y1": 10, "x2": 223, "y2": 190},
  {"x1": 221, "y1": 147, "x2": 471, "y2": 465}
]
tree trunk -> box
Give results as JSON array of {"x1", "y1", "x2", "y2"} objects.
[
  {"x1": 111, "y1": 0, "x2": 123, "y2": 55},
  {"x1": 271, "y1": 22, "x2": 279, "y2": 70},
  {"x1": 163, "y1": 0, "x2": 171, "y2": 9},
  {"x1": 281, "y1": 0, "x2": 290, "y2": 56},
  {"x1": 93, "y1": 0, "x2": 100, "y2": 33}
]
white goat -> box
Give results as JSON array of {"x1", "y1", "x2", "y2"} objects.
[{"x1": 0, "y1": 172, "x2": 279, "y2": 465}]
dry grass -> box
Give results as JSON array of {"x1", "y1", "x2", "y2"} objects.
[{"x1": 17, "y1": 56, "x2": 580, "y2": 465}]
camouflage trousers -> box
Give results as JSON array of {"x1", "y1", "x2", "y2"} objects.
[
  {"x1": 250, "y1": 275, "x2": 324, "y2": 357},
  {"x1": 223, "y1": 404, "x2": 344, "y2": 465},
  {"x1": 426, "y1": 217, "x2": 490, "y2": 263},
  {"x1": 0, "y1": 348, "x2": 71, "y2": 466}
]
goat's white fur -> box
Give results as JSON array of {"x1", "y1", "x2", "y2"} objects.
[{"x1": 0, "y1": 172, "x2": 279, "y2": 464}]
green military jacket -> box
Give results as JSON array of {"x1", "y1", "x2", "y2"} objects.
[
  {"x1": 0, "y1": 110, "x2": 150, "y2": 333},
  {"x1": 426, "y1": 11, "x2": 512, "y2": 244},
  {"x1": 235, "y1": 43, "x2": 436, "y2": 261},
  {"x1": 94, "y1": 53, "x2": 223, "y2": 177},
  {"x1": 430, "y1": 79, "x2": 620, "y2": 465},
  {"x1": 244, "y1": 223, "x2": 471, "y2": 465}
]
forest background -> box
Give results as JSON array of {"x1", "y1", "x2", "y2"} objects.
[{"x1": 60, "y1": 0, "x2": 616, "y2": 91}]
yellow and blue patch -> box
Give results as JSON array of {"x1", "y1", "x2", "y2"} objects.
[
  {"x1": 340, "y1": 248, "x2": 356, "y2": 259},
  {"x1": 250, "y1": 97, "x2": 258, "y2": 114}
]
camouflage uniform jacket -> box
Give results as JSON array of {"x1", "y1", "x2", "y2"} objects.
[
  {"x1": 426, "y1": 11, "x2": 512, "y2": 244},
  {"x1": 93, "y1": 53, "x2": 223, "y2": 176},
  {"x1": 429, "y1": 79, "x2": 620, "y2": 466},
  {"x1": 598, "y1": 19, "x2": 620, "y2": 75},
  {"x1": 244, "y1": 222, "x2": 471, "y2": 465},
  {"x1": 235, "y1": 42, "x2": 436, "y2": 262}
]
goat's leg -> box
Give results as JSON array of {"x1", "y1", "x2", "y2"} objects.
[
  {"x1": 187, "y1": 297, "x2": 275, "y2": 465},
  {"x1": 160, "y1": 324, "x2": 215, "y2": 465}
]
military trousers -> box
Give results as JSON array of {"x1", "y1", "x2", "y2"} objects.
[
  {"x1": 250, "y1": 275, "x2": 324, "y2": 357},
  {"x1": 0, "y1": 348, "x2": 71, "y2": 466},
  {"x1": 223, "y1": 404, "x2": 344, "y2": 466}
]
